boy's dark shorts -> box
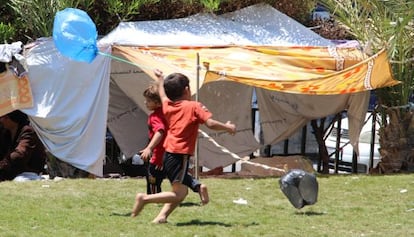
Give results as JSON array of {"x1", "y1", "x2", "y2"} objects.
[{"x1": 163, "y1": 152, "x2": 201, "y2": 192}]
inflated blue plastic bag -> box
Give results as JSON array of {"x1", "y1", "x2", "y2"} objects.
[
  {"x1": 279, "y1": 169, "x2": 318, "y2": 209},
  {"x1": 52, "y1": 8, "x2": 98, "y2": 63}
]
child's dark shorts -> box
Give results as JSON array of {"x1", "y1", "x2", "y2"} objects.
[{"x1": 163, "y1": 152, "x2": 201, "y2": 192}]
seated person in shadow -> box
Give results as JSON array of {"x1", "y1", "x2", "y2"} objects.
[{"x1": 0, "y1": 110, "x2": 47, "y2": 181}]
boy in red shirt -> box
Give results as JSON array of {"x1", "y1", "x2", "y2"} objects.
[
  {"x1": 140, "y1": 84, "x2": 167, "y2": 194},
  {"x1": 131, "y1": 69, "x2": 236, "y2": 223}
]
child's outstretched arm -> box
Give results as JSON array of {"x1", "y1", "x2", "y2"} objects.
[
  {"x1": 205, "y1": 119, "x2": 236, "y2": 135},
  {"x1": 153, "y1": 69, "x2": 168, "y2": 103}
]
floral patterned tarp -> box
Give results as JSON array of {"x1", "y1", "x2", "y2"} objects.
[
  {"x1": 114, "y1": 45, "x2": 399, "y2": 95},
  {"x1": 0, "y1": 69, "x2": 33, "y2": 116}
]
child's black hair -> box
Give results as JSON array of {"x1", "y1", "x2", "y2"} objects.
[
  {"x1": 7, "y1": 110, "x2": 29, "y2": 125},
  {"x1": 163, "y1": 73, "x2": 190, "y2": 101}
]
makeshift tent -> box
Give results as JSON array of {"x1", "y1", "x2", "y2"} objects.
[{"x1": 8, "y1": 3, "x2": 397, "y2": 176}]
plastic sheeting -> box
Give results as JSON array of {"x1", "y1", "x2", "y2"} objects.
[
  {"x1": 99, "y1": 4, "x2": 331, "y2": 47},
  {"x1": 23, "y1": 39, "x2": 111, "y2": 176}
]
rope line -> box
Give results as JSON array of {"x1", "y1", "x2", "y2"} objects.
[
  {"x1": 98, "y1": 51, "x2": 154, "y2": 71},
  {"x1": 198, "y1": 129, "x2": 286, "y2": 173}
]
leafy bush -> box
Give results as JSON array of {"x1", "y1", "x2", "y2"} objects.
[{"x1": 0, "y1": 23, "x2": 16, "y2": 44}]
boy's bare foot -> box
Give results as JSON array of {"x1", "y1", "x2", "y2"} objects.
[
  {"x1": 199, "y1": 184, "x2": 209, "y2": 205},
  {"x1": 131, "y1": 193, "x2": 145, "y2": 217},
  {"x1": 152, "y1": 218, "x2": 168, "y2": 224}
]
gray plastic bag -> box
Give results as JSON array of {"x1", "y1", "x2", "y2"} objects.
[{"x1": 279, "y1": 169, "x2": 318, "y2": 209}]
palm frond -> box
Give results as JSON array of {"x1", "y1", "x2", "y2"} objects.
[{"x1": 320, "y1": 0, "x2": 414, "y2": 107}]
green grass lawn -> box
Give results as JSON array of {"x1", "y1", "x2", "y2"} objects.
[{"x1": 0, "y1": 174, "x2": 413, "y2": 237}]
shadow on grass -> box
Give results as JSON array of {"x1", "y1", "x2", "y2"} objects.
[
  {"x1": 108, "y1": 202, "x2": 200, "y2": 218},
  {"x1": 179, "y1": 202, "x2": 200, "y2": 207},
  {"x1": 175, "y1": 219, "x2": 260, "y2": 227},
  {"x1": 294, "y1": 210, "x2": 325, "y2": 216},
  {"x1": 110, "y1": 212, "x2": 132, "y2": 217},
  {"x1": 175, "y1": 219, "x2": 232, "y2": 227}
]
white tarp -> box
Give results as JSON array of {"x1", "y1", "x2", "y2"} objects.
[{"x1": 23, "y1": 39, "x2": 111, "y2": 176}]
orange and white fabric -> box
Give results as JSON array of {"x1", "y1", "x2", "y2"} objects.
[
  {"x1": 114, "y1": 45, "x2": 398, "y2": 95},
  {"x1": 0, "y1": 69, "x2": 33, "y2": 116}
]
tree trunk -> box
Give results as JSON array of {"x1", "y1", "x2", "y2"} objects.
[{"x1": 377, "y1": 107, "x2": 414, "y2": 173}]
